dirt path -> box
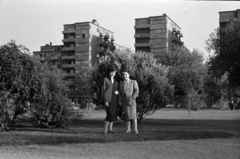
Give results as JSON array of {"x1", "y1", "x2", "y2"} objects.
[{"x1": 0, "y1": 138, "x2": 239, "y2": 159}]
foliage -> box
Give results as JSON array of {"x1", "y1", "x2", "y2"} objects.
[
  {"x1": 90, "y1": 60, "x2": 120, "y2": 108},
  {"x1": 203, "y1": 70, "x2": 229, "y2": 108},
  {"x1": 0, "y1": 41, "x2": 42, "y2": 129},
  {"x1": 90, "y1": 50, "x2": 173, "y2": 122},
  {"x1": 30, "y1": 65, "x2": 72, "y2": 128},
  {"x1": 117, "y1": 50, "x2": 173, "y2": 122},
  {"x1": 0, "y1": 41, "x2": 73, "y2": 129},
  {"x1": 74, "y1": 67, "x2": 92, "y2": 96},
  {"x1": 206, "y1": 18, "x2": 240, "y2": 90},
  {"x1": 160, "y1": 46, "x2": 207, "y2": 112}
]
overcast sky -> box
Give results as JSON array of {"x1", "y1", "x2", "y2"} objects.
[{"x1": 0, "y1": 0, "x2": 239, "y2": 57}]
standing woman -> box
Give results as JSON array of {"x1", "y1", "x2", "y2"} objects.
[
  {"x1": 101, "y1": 66, "x2": 119, "y2": 134},
  {"x1": 119, "y1": 69, "x2": 139, "y2": 134}
]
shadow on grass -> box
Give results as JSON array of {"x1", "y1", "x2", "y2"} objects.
[{"x1": 0, "y1": 118, "x2": 239, "y2": 146}]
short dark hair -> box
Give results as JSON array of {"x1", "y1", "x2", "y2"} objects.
[
  {"x1": 107, "y1": 64, "x2": 117, "y2": 73},
  {"x1": 120, "y1": 64, "x2": 130, "y2": 73}
]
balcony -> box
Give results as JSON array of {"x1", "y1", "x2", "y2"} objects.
[
  {"x1": 75, "y1": 38, "x2": 90, "y2": 43},
  {"x1": 134, "y1": 43, "x2": 150, "y2": 47},
  {"x1": 62, "y1": 47, "x2": 75, "y2": 51},
  {"x1": 75, "y1": 29, "x2": 89, "y2": 34},
  {"x1": 62, "y1": 55, "x2": 75, "y2": 60},
  {"x1": 75, "y1": 44, "x2": 89, "y2": 52},
  {"x1": 62, "y1": 30, "x2": 75, "y2": 34},
  {"x1": 65, "y1": 80, "x2": 75, "y2": 85},
  {"x1": 50, "y1": 56, "x2": 57, "y2": 60},
  {"x1": 134, "y1": 33, "x2": 150, "y2": 38},
  {"x1": 134, "y1": 24, "x2": 150, "y2": 29},
  {"x1": 172, "y1": 36, "x2": 181, "y2": 43},
  {"x1": 64, "y1": 73, "x2": 76, "y2": 77},
  {"x1": 62, "y1": 38, "x2": 75, "y2": 42},
  {"x1": 61, "y1": 64, "x2": 75, "y2": 68}
]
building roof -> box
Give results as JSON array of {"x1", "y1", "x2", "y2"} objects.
[
  {"x1": 135, "y1": 14, "x2": 181, "y2": 29},
  {"x1": 64, "y1": 21, "x2": 114, "y2": 34},
  {"x1": 219, "y1": 9, "x2": 240, "y2": 13}
]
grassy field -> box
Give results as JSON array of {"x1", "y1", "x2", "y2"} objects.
[{"x1": 0, "y1": 109, "x2": 239, "y2": 147}]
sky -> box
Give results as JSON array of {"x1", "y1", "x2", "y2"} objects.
[{"x1": 0, "y1": 0, "x2": 239, "y2": 58}]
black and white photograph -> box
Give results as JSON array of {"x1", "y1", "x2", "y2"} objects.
[{"x1": 0, "y1": 0, "x2": 240, "y2": 158}]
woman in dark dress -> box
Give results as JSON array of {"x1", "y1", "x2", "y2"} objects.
[{"x1": 102, "y1": 66, "x2": 119, "y2": 134}]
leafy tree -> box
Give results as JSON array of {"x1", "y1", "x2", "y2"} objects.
[
  {"x1": 206, "y1": 18, "x2": 240, "y2": 95},
  {"x1": 90, "y1": 50, "x2": 173, "y2": 122},
  {"x1": 90, "y1": 61, "x2": 121, "y2": 108},
  {"x1": 0, "y1": 41, "x2": 73, "y2": 129},
  {"x1": 74, "y1": 67, "x2": 92, "y2": 96},
  {"x1": 0, "y1": 41, "x2": 42, "y2": 130},
  {"x1": 118, "y1": 50, "x2": 173, "y2": 122},
  {"x1": 30, "y1": 65, "x2": 72, "y2": 128},
  {"x1": 160, "y1": 46, "x2": 207, "y2": 113}
]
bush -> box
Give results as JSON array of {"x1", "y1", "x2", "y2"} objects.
[
  {"x1": 30, "y1": 66, "x2": 72, "y2": 128},
  {"x1": 0, "y1": 41, "x2": 43, "y2": 128},
  {"x1": 90, "y1": 50, "x2": 173, "y2": 123}
]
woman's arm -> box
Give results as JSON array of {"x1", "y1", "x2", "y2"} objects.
[
  {"x1": 101, "y1": 78, "x2": 111, "y2": 106},
  {"x1": 132, "y1": 80, "x2": 139, "y2": 99},
  {"x1": 118, "y1": 82, "x2": 122, "y2": 106}
]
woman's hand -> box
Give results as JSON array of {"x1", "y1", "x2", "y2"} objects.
[
  {"x1": 113, "y1": 91, "x2": 119, "y2": 95},
  {"x1": 104, "y1": 102, "x2": 109, "y2": 107}
]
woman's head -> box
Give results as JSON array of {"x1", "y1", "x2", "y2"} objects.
[
  {"x1": 108, "y1": 64, "x2": 117, "y2": 78},
  {"x1": 121, "y1": 66, "x2": 130, "y2": 81},
  {"x1": 122, "y1": 71, "x2": 130, "y2": 81}
]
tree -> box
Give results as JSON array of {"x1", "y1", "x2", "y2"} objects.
[
  {"x1": 90, "y1": 61, "x2": 120, "y2": 108},
  {"x1": 160, "y1": 46, "x2": 207, "y2": 113},
  {"x1": 0, "y1": 41, "x2": 73, "y2": 129},
  {"x1": 30, "y1": 65, "x2": 72, "y2": 128},
  {"x1": 90, "y1": 50, "x2": 173, "y2": 123},
  {"x1": 0, "y1": 41, "x2": 42, "y2": 130},
  {"x1": 206, "y1": 18, "x2": 240, "y2": 94}
]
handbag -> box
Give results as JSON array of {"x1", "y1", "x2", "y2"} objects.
[{"x1": 117, "y1": 106, "x2": 125, "y2": 120}]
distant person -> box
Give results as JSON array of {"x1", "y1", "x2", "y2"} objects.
[
  {"x1": 101, "y1": 65, "x2": 119, "y2": 134},
  {"x1": 119, "y1": 68, "x2": 139, "y2": 134},
  {"x1": 229, "y1": 100, "x2": 234, "y2": 110}
]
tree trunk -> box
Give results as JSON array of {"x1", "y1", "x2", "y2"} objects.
[
  {"x1": 188, "y1": 98, "x2": 191, "y2": 115},
  {"x1": 137, "y1": 114, "x2": 144, "y2": 124}
]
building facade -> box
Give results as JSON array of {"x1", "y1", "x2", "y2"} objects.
[
  {"x1": 34, "y1": 20, "x2": 115, "y2": 104},
  {"x1": 134, "y1": 14, "x2": 184, "y2": 58},
  {"x1": 33, "y1": 43, "x2": 62, "y2": 69},
  {"x1": 219, "y1": 9, "x2": 240, "y2": 29}
]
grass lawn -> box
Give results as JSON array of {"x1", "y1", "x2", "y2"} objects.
[{"x1": 0, "y1": 109, "x2": 239, "y2": 146}]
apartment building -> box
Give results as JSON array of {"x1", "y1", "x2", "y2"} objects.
[
  {"x1": 34, "y1": 20, "x2": 115, "y2": 104},
  {"x1": 219, "y1": 9, "x2": 240, "y2": 29},
  {"x1": 33, "y1": 43, "x2": 62, "y2": 68},
  {"x1": 134, "y1": 14, "x2": 184, "y2": 58}
]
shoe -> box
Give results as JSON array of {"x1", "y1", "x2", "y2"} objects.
[
  {"x1": 103, "y1": 132, "x2": 108, "y2": 135},
  {"x1": 134, "y1": 130, "x2": 139, "y2": 135},
  {"x1": 109, "y1": 131, "x2": 116, "y2": 134},
  {"x1": 126, "y1": 130, "x2": 131, "y2": 133}
]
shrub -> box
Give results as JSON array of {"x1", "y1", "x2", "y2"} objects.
[
  {"x1": 90, "y1": 50, "x2": 173, "y2": 123},
  {"x1": 30, "y1": 66, "x2": 72, "y2": 128}
]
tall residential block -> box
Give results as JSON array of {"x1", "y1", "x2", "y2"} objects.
[
  {"x1": 134, "y1": 14, "x2": 184, "y2": 58},
  {"x1": 34, "y1": 20, "x2": 115, "y2": 103},
  {"x1": 219, "y1": 9, "x2": 240, "y2": 29}
]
